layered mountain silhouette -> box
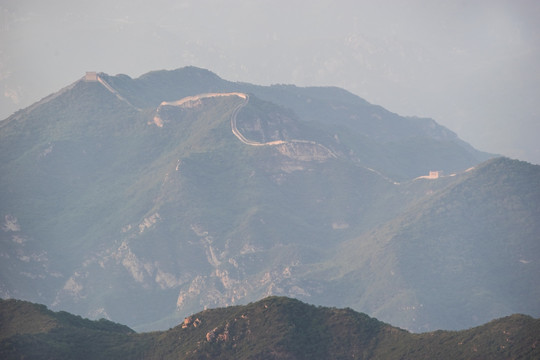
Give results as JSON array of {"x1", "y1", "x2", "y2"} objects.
[
  {"x1": 0, "y1": 67, "x2": 538, "y2": 333},
  {"x1": 2, "y1": 297, "x2": 539, "y2": 360}
]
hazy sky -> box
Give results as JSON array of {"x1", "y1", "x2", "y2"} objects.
[{"x1": 1, "y1": 0, "x2": 539, "y2": 164}]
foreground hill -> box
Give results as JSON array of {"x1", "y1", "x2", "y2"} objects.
[
  {"x1": 1, "y1": 297, "x2": 539, "y2": 360},
  {"x1": 0, "y1": 298, "x2": 142, "y2": 359},
  {"x1": 1, "y1": 67, "x2": 538, "y2": 332}
]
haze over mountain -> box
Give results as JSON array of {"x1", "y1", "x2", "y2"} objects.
[
  {"x1": 2, "y1": 297, "x2": 539, "y2": 360},
  {"x1": 1, "y1": 1, "x2": 539, "y2": 164},
  {"x1": 1, "y1": 67, "x2": 539, "y2": 334}
]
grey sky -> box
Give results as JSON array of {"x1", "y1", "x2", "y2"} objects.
[{"x1": 1, "y1": 0, "x2": 539, "y2": 164}]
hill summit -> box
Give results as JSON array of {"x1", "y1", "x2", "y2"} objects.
[{"x1": 1, "y1": 297, "x2": 539, "y2": 360}]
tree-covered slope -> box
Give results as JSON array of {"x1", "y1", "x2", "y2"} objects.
[
  {"x1": 1, "y1": 67, "x2": 536, "y2": 334},
  {"x1": 1, "y1": 297, "x2": 539, "y2": 360},
  {"x1": 100, "y1": 67, "x2": 493, "y2": 180},
  {"x1": 0, "y1": 298, "x2": 144, "y2": 359},
  {"x1": 326, "y1": 157, "x2": 540, "y2": 331}
]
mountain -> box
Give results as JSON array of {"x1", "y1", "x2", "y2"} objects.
[
  {"x1": 0, "y1": 298, "x2": 146, "y2": 359},
  {"x1": 2, "y1": 297, "x2": 539, "y2": 360},
  {"x1": 1, "y1": 66, "x2": 537, "y2": 333},
  {"x1": 98, "y1": 67, "x2": 493, "y2": 181},
  {"x1": 310, "y1": 157, "x2": 540, "y2": 331}
]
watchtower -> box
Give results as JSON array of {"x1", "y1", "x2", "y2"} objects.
[
  {"x1": 85, "y1": 72, "x2": 98, "y2": 82},
  {"x1": 428, "y1": 171, "x2": 440, "y2": 179}
]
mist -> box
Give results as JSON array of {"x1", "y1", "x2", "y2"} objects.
[{"x1": 1, "y1": 0, "x2": 539, "y2": 164}]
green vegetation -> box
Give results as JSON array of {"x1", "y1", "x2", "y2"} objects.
[
  {"x1": 0, "y1": 299, "x2": 146, "y2": 359},
  {"x1": 323, "y1": 157, "x2": 540, "y2": 331},
  {"x1": 1, "y1": 297, "x2": 538, "y2": 359},
  {"x1": 1, "y1": 66, "x2": 537, "y2": 336}
]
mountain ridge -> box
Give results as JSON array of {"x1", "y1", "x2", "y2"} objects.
[
  {"x1": 1, "y1": 297, "x2": 539, "y2": 360},
  {"x1": 1, "y1": 66, "x2": 537, "y2": 333},
  {"x1": 1, "y1": 66, "x2": 492, "y2": 181}
]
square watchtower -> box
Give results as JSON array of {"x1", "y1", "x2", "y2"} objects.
[{"x1": 85, "y1": 72, "x2": 98, "y2": 82}]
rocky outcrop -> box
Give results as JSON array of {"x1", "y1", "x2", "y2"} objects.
[{"x1": 275, "y1": 141, "x2": 335, "y2": 161}]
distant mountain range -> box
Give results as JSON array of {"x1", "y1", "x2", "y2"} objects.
[
  {"x1": 0, "y1": 67, "x2": 538, "y2": 334},
  {"x1": 1, "y1": 297, "x2": 539, "y2": 359}
]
